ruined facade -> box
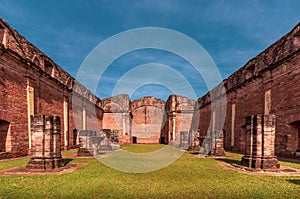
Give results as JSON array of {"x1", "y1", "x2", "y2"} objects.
[
  {"x1": 27, "y1": 115, "x2": 65, "y2": 170},
  {"x1": 0, "y1": 19, "x2": 103, "y2": 158},
  {"x1": 0, "y1": 19, "x2": 196, "y2": 158},
  {"x1": 0, "y1": 18, "x2": 300, "y2": 159},
  {"x1": 101, "y1": 95, "x2": 195, "y2": 145},
  {"x1": 198, "y1": 22, "x2": 300, "y2": 158}
]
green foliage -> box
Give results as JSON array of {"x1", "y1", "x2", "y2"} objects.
[{"x1": 0, "y1": 147, "x2": 299, "y2": 198}]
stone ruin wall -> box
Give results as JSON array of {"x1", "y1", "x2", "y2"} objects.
[
  {"x1": 100, "y1": 95, "x2": 195, "y2": 145},
  {"x1": 101, "y1": 94, "x2": 131, "y2": 144},
  {"x1": 0, "y1": 18, "x2": 103, "y2": 157},
  {"x1": 131, "y1": 96, "x2": 166, "y2": 144},
  {"x1": 1, "y1": 17, "x2": 300, "y2": 159},
  {"x1": 166, "y1": 95, "x2": 196, "y2": 145},
  {"x1": 198, "y1": 23, "x2": 300, "y2": 157}
]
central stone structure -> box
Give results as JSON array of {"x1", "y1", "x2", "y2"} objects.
[
  {"x1": 202, "y1": 130, "x2": 225, "y2": 156},
  {"x1": 27, "y1": 115, "x2": 64, "y2": 171},
  {"x1": 241, "y1": 114, "x2": 280, "y2": 170},
  {"x1": 77, "y1": 130, "x2": 97, "y2": 157}
]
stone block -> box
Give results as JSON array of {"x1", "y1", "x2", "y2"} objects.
[
  {"x1": 27, "y1": 115, "x2": 64, "y2": 171},
  {"x1": 241, "y1": 114, "x2": 280, "y2": 169}
]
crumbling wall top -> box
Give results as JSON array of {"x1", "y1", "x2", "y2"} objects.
[
  {"x1": 0, "y1": 18, "x2": 100, "y2": 107},
  {"x1": 101, "y1": 94, "x2": 130, "y2": 113},
  {"x1": 131, "y1": 96, "x2": 165, "y2": 111},
  {"x1": 166, "y1": 94, "x2": 195, "y2": 113},
  {"x1": 198, "y1": 22, "x2": 300, "y2": 107}
]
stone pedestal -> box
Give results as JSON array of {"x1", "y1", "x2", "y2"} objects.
[
  {"x1": 202, "y1": 131, "x2": 212, "y2": 155},
  {"x1": 179, "y1": 131, "x2": 189, "y2": 149},
  {"x1": 77, "y1": 130, "x2": 117, "y2": 156},
  {"x1": 77, "y1": 130, "x2": 96, "y2": 157},
  {"x1": 210, "y1": 130, "x2": 225, "y2": 156},
  {"x1": 202, "y1": 130, "x2": 225, "y2": 156},
  {"x1": 98, "y1": 136, "x2": 112, "y2": 152},
  {"x1": 241, "y1": 114, "x2": 280, "y2": 169},
  {"x1": 188, "y1": 131, "x2": 201, "y2": 151},
  {"x1": 27, "y1": 115, "x2": 64, "y2": 171}
]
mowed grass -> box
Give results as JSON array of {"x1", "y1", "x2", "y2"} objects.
[
  {"x1": 121, "y1": 144, "x2": 165, "y2": 153},
  {"x1": 0, "y1": 145, "x2": 298, "y2": 199}
]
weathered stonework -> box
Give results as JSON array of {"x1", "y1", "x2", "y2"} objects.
[
  {"x1": 165, "y1": 95, "x2": 196, "y2": 146},
  {"x1": 0, "y1": 18, "x2": 103, "y2": 158},
  {"x1": 77, "y1": 130, "x2": 97, "y2": 157},
  {"x1": 101, "y1": 95, "x2": 131, "y2": 144},
  {"x1": 241, "y1": 115, "x2": 279, "y2": 169},
  {"x1": 77, "y1": 129, "x2": 120, "y2": 156},
  {"x1": 201, "y1": 130, "x2": 225, "y2": 156},
  {"x1": 198, "y1": 23, "x2": 300, "y2": 158},
  {"x1": 27, "y1": 115, "x2": 64, "y2": 171},
  {"x1": 131, "y1": 96, "x2": 166, "y2": 144},
  {"x1": 0, "y1": 18, "x2": 300, "y2": 160}
]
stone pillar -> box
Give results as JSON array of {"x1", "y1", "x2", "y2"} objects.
[
  {"x1": 202, "y1": 131, "x2": 212, "y2": 155},
  {"x1": 202, "y1": 130, "x2": 225, "y2": 156},
  {"x1": 179, "y1": 131, "x2": 189, "y2": 149},
  {"x1": 241, "y1": 114, "x2": 279, "y2": 169},
  {"x1": 27, "y1": 115, "x2": 64, "y2": 171},
  {"x1": 211, "y1": 130, "x2": 225, "y2": 156},
  {"x1": 77, "y1": 130, "x2": 96, "y2": 157}
]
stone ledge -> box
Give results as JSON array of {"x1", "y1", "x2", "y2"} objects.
[{"x1": 220, "y1": 162, "x2": 300, "y2": 176}]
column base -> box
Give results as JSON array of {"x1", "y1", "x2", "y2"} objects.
[
  {"x1": 241, "y1": 155, "x2": 280, "y2": 169},
  {"x1": 27, "y1": 157, "x2": 65, "y2": 171}
]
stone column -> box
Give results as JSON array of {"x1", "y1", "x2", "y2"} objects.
[
  {"x1": 241, "y1": 114, "x2": 279, "y2": 169},
  {"x1": 77, "y1": 130, "x2": 96, "y2": 157},
  {"x1": 202, "y1": 131, "x2": 212, "y2": 155},
  {"x1": 211, "y1": 130, "x2": 225, "y2": 156},
  {"x1": 27, "y1": 115, "x2": 64, "y2": 171},
  {"x1": 203, "y1": 130, "x2": 225, "y2": 156}
]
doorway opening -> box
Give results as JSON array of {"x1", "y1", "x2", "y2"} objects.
[
  {"x1": 73, "y1": 129, "x2": 78, "y2": 145},
  {"x1": 132, "y1": 136, "x2": 137, "y2": 144},
  {"x1": 289, "y1": 120, "x2": 300, "y2": 152},
  {"x1": 0, "y1": 120, "x2": 10, "y2": 152},
  {"x1": 160, "y1": 136, "x2": 165, "y2": 144}
]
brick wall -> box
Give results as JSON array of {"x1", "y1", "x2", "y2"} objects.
[
  {"x1": 0, "y1": 18, "x2": 103, "y2": 158},
  {"x1": 1, "y1": 17, "x2": 300, "y2": 159},
  {"x1": 131, "y1": 97, "x2": 166, "y2": 144},
  {"x1": 197, "y1": 23, "x2": 300, "y2": 157}
]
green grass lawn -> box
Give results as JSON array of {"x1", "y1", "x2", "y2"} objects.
[
  {"x1": 121, "y1": 144, "x2": 165, "y2": 153},
  {"x1": 0, "y1": 145, "x2": 299, "y2": 199}
]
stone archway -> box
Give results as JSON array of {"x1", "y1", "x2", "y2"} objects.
[{"x1": 0, "y1": 120, "x2": 11, "y2": 152}]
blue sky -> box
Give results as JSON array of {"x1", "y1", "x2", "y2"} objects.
[{"x1": 1, "y1": 0, "x2": 299, "y2": 100}]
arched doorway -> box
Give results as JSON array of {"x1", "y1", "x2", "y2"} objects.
[{"x1": 0, "y1": 120, "x2": 10, "y2": 152}]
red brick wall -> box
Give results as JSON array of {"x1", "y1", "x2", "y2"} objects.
[
  {"x1": 0, "y1": 49, "x2": 28, "y2": 156},
  {"x1": 131, "y1": 97, "x2": 165, "y2": 144},
  {"x1": 0, "y1": 19, "x2": 103, "y2": 157},
  {"x1": 271, "y1": 53, "x2": 300, "y2": 156},
  {"x1": 131, "y1": 105, "x2": 165, "y2": 144},
  {"x1": 197, "y1": 23, "x2": 300, "y2": 157},
  {"x1": 102, "y1": 113, "x2": 124, "y2": 132}
]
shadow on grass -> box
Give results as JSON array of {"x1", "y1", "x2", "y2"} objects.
[
  {"x1": 188, "y1": 151, "x2": 200, "y2": 155},
  {"x1": 215, "y1": 158, "x2": 241, "y2": 165},
  {"x1": 287, "y1": 180, "x2": 300, "y2": 185},
  {"x1": 64, "y1": 158, "x2": 74, "y2": 165}
]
